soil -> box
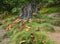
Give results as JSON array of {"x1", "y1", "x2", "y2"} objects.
[{"x1": 47, "y1": 26, "x2": 60, "y2": 44}]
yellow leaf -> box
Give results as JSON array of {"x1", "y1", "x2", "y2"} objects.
[
  {"x1": 32, "y1": 13, "x2": 36, "y2": 16},
  {"x1": 29, "y1": 19, "x2": 32, "y2": 23},
  {"x1": 15, "y1": 18, "x2": 21, "y2": 22},
  {"x1": 26, "y1": 26, "x2": 31, "y2": 31},
  {"x1": 20, "y1": 40, "x2": 26, "y2": 44}
]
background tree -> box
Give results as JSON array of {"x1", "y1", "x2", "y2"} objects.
[{"x1": 0, "y1": 0, "x2": 60, "y2": 17}]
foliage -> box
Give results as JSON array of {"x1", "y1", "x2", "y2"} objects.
[
  {"x1": 0, "y1": 0, "x2": 60, "y2": 14},
  {"x1": 0, "y1": 0, "x2": 60, "y2": 44},
  {"x1": 0, "y1": 0, "x2": 40, "y2": 14},
  {"x1": 40, "y1": 6, "x2": 60, "y2": 14}
]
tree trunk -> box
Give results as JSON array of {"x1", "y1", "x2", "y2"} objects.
[{"x1": 19, "y1": 3, "x2": 38, "y2": 20}]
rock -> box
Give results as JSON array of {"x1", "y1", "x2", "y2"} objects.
[
  {"x1": 0, "y1": 38, "x2": 10, "y2": 44},
  {"x1": 48, "y1": 13, "x2": 60, "y2": 19},
  {"x1": 0, "y1": 28, "x2": 6, "y2": 38}
]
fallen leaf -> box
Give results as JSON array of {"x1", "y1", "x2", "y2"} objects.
[
  {"x1": 32, "y1": 13, "x2": 37, "y2": 16},
  {"x1": 20, "y1": 40, "x2": 26, "y2": 44},
  {"x1": 6, "y1": 25, "x2": 12, "y2": 31},
  {"x1": 37, "y1": 19, "x2": 42, "y2": 23},
  {"x1": 26, "y1": 26, "x2": 31, "y2": 31},
  {"x1": 15, "y1": 18, "x2": 21, "y2": 22},
  {"x1": 29, "y1": 19, "x2": 32, "y2": 23}
]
